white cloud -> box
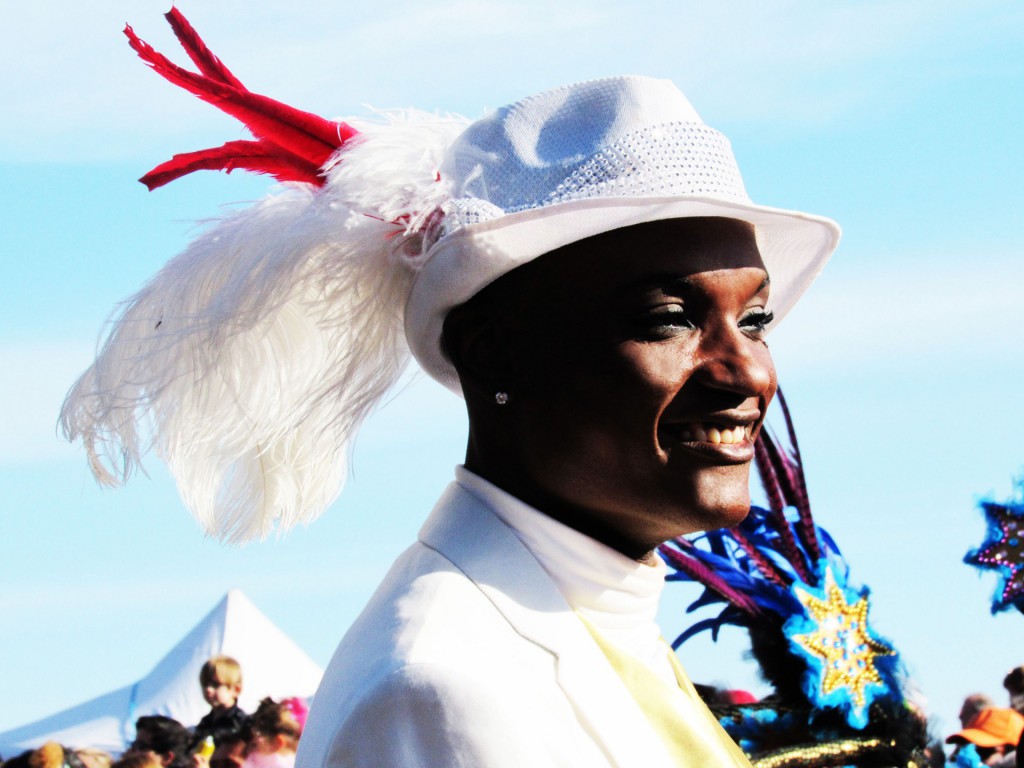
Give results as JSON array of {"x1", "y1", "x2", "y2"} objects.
[
  {"x1": 769, "y1": 248, "x2": 1024, "y2": 377},
  {"x1": 3, "y1": 0, "x2": 1020, "y2": 162}
]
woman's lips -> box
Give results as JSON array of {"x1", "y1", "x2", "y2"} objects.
[
  {"x1": 672, "y1": 423, "x2": 751, "y2": 444},
  {"x1": 658, "y1": 421, "x2": 757, "y2": 463}
]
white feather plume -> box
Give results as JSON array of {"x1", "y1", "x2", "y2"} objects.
[{"x1": 60, "y1": 109, "x2": 471, "y2": 542}]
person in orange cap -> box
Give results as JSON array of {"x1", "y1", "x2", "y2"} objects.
[{"x1": 946, "y1": 707, "x2": 1024, "y2": 767}]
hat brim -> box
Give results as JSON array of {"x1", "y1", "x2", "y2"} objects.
[
  {"x1": 946, "y1": 729, "x2": 1011, "y2": 748},
  {"x1": 406, "y1": 195, "x2": 841, "y2": 394}
]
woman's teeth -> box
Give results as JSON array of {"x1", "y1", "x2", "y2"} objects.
[{"x1": 675, "y1": 424, "x2": 750, "y2": 444}]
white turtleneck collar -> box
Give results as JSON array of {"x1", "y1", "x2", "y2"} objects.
[{"x1": 455, "y1": 466, "x2": 675, "y2": 682}]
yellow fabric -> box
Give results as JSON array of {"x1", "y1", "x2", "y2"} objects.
[{"x1": 579, "y1": 615, "x2": 753, "y2": 768}]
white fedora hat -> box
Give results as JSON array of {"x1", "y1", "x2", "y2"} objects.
[{"x1": 407, "y1": 75, "x2": 840, "y2": 393}]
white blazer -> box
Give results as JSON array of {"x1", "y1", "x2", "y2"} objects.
[{"x1": 296, "y1": 482, "x2": 732, "y2": 768}]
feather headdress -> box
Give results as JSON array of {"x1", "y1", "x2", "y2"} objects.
[
  {"x1": 660, "y1": 392, "x2": 930, "y2": 765},
  {"x1": 60, "y1": 9, "x2": 469, "y2": 542}
]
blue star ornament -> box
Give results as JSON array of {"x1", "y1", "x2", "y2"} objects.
[
  {"x1": 783, "y1": 565, "x2": 898, "y2": 729},
  {"x1": 965, "y1": 498, "x2": 1024, "y2": 614}
]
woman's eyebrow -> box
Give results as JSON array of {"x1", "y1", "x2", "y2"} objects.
[
  {"x1": 617, "y1": 272, "x2": 771, "y2": 297},
  {"x1": 615, "y1": 273, "x2": 696, "y2": 298}
]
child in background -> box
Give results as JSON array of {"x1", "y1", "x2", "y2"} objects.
[
  {"x1": 194, "y1": 656, "x2": 249, "y2": 748},
  {"x1": 242, "y1": 698, "x2": 304, "y2": 768}
]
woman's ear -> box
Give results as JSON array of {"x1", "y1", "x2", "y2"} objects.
[{"x1": 442, "y1": 305, "x2": 517, "y2": 402}]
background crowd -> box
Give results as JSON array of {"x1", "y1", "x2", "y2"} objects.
[
  {"x1": 0, "y1": 658, "x2": 306, "y2": 768},
  {"x1": 4, "y1": 655, "x2": 1023, "y2": 767},
  {"x1": 945, "y1": 666, "x2": 1024, "y2": 768}
]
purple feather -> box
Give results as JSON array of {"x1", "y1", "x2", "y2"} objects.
[
  {"x1": 659, "y1": 542, "x2": 763, "y2": 616},
  {"x1": 662, "y1": 387, "x2": 843, "y2": 643},
  {"x1": 755, "y1": 437, "x2": 786, "y2": 512},
  {"x1": 730, "y1": 527, "x2": 790, "y2": 587}
]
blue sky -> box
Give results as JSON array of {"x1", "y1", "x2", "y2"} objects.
[{"x1": 3, "y1": 0, "x2": 1023, "y2": 745}]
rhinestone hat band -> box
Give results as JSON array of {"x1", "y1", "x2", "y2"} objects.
[{"x1": 441, "y1": 121, "x2": 748, "y2": 236}]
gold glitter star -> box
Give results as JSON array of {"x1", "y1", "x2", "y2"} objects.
[{"x1": 791, "y1": 567, "x2": 895, "y2": 711}]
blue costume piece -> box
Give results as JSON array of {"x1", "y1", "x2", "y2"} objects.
[
  {"x1": 660, "y1": 391, "x2": 928, "y2": 765},
  {"x1": 965, "y1": 484, "x2": 1024, "y2": 615}
]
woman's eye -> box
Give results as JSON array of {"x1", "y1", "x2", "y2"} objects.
[
  {"x1": 739, "y1": 309, "x2": 774, "y2": 338},
  {"x1": 641, "y1": 306, "x2": 694, "y2": 336}
]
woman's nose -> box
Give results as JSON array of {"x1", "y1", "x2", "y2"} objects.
[{"x1": 695, "y1": 325, "x2": 775, "y2": 398}]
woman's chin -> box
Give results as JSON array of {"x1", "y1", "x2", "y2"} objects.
[
  {"x1": 673, "y1": 468, "x2": 752, "y2": 533},
  {"x1": 689, "y1": 484, "x2": 754, "y2": 533},
  {"x1": 713, "y1": 500, "x2": 753, "y2": 530}
]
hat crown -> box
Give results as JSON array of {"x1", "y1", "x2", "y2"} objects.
[
  {"x1": 950, "y1": 707, "x2": 1024, "y2": 747},
  {"x1": 973, "y1": 707, "x2": 1024, "y2": 742},
  {"x1": 408, "y1": 75, "x2": 840, "y2": 394},
  {"x1": 438, "y1": 75, "x2": 750, "y2": 235}
]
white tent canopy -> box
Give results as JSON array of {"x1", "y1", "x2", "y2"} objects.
[{"x1": 0, "y1": 590, "x2": 323, "y2": 756}]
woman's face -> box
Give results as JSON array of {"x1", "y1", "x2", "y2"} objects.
[{"x1": 485, "y1": 218, "x2": 777, "y2": 557}]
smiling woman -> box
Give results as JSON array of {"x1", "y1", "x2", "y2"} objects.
[
  {"x1": 59, "y1": 9, "x2": 840, "y2": 768},
  {"x1": 444, "y1": 218, "x2": 777, "y2": 560}
]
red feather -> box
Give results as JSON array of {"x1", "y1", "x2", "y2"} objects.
[
  {"x1": 124, "y1": 11, "x2": 359, "y2": 188},
  {"x1": 140, "y1": 140, "x2": 324, "y2": 191},
  {"x1": 163, "y1": 7, "x2": 245, "y2": 90}
]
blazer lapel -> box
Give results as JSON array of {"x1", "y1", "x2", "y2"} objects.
[{"x1": 419, "y1": 483, "x2": 678, "y2": 768}]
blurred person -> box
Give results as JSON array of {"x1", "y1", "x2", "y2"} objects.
[
  {"x1": 924, "y1": 739, "x2": 948, "y2": 768},
  {"x1": 243, "y1": 698, "x2": 304, "y2": 768},
  {"x1": 3, "y1": 743, "x2": 86, "y2": 768},
  {"x1": 74, "y1": 749, "x2": 113, "y2": 768},
  {"x1": 208, "y1": 734, "x2": 248, "y2": 768},
  {"x1": 1004, "y1": 667, "x2": 1024, "y2": 715},
  {"x1": 194, "y1": 656, "x2": 248, "y2": 748},
  {"x1": 1, "y1": 750, "x2": 31, "y2": 768},
  {"x1": 195, "y1": 723, "x2": 250, "y2": 768},
  {"x1": 29, "y1": 743, "x2": 66, "y2": 768},
  {"x1": 129, "y1": 716, "x2": 192, "y2": 768},
  {"x1": 1003, "y1": 668, "x2": 1024, "y2": 768},
  {"x1": 947, "y1": 707, "x2": 1024, "y2": 767},
  {"x1": 963, "y1": 694, "x2": 998, "y2": 728},
  {"x1": 111, "y1": 753, "x2": 163, "y2": 768}
]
